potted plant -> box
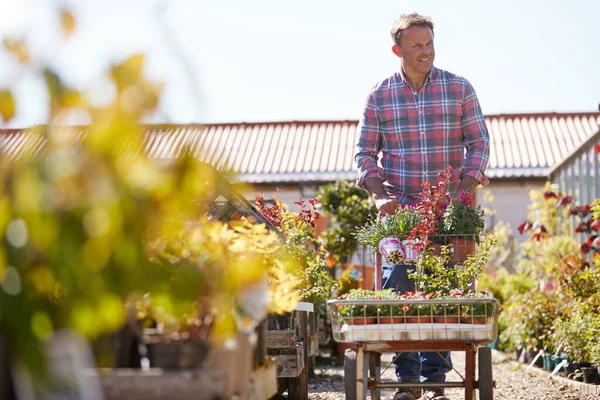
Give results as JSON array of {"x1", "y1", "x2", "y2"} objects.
[
  {"x1": 398, "y1": 291, "x2": 435, "y2": 323},
  {"x1": 337, "y1": 289, "x2": 380, "y2": 325},
  {"x1": 409, "y1": 236, "x2": 497, "y2": 323},
  {"x1": 438, "y1": 191, "x2": 485, "y2": 261},
  {"x1": 354, "y1": 206, "x2": 423, "y2": 264},
  {"x1": 458, "y1": 291, "x2": 495, "y2": 324}
]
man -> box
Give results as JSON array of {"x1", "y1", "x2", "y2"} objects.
[{"x1": 354, "y1": 13, "x2": 490, "y2": 400}]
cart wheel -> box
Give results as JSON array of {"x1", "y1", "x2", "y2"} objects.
[
  {"x1": 478, "y1": 347, "x2": 494, "y2": 400},
  {"x1": 344, "y1": 349, "x2": 357, "y2": 400}
]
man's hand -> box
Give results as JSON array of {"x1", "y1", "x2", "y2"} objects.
[
  {"x1": 364, "y1": 178, "x2": 399, "y2": 216},
  {"x1": 372, "y1": 193, "x2": 400, "y2": 216},
  {"x1": 451, "y1": 176, "x2": 479, "y2": 203}
]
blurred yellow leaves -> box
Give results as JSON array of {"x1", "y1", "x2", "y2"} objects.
[
  {"x1": 110, "y1": 54, "x2": 162, "y2": 119},
  {"x1": 2, "y1": 38, "x2": 30, "y2": 64},
  {"x1": 60, "y1": 9, "x2": 76, "y2": 37},
  {"x1": 44, "y1": 68, "x2": 84, "y2": 116},
  {"x1": 0, "y1": 89, "x2": 15, "y2": 122},
  {"x1": 31, "y1": 312, "x2": 54, "y2": 341}
]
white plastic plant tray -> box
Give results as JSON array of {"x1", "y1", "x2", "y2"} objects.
[{"x1": 339, "y1": 322, "x2": 492, "y2": 342}]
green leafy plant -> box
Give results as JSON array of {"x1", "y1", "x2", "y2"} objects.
[
  {"x1": 551, "y1": 301, "x2": 600, "y2": 363},
  {"x1": 255, "y1": 194, "x2": 337, "y2": 304},
  {"x1": 439, "y1": 191, "x2": 485, "y2": 239},
  {"x1": 318, "y1": 180, "x2": 377, "y2": 264},
  {"x1": 500, "y1": 290, "x2": 562, "y2": 352},
  {"x1": 354, "y1": 206, "x2": 423, "y2": 248},
  {"x1": 409, "y1": 235, "x2": 496, "y2": 296},
  {"x1": 336, "y1": 289, "x2": 395, "y2": 319}
]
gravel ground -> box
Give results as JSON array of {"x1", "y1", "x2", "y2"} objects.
[{"x1": 308, "y1": 350, "x2": 600, "y2": 400}]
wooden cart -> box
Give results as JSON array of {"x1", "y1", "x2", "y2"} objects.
[
  {"x1": 328, "y1": 297, "x2": 499, "y2": 400},
  {"x1": 330, "y1": 238, "x2": 499, "y2": 400}
]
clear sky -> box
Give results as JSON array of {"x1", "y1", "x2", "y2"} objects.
[{"x1": 1, "y1": 0, "x2": 599, "y2": 128}]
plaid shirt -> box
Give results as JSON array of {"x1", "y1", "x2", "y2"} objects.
[{"x1": 355, "y1": 66, "x2": 490, "y2": 204}]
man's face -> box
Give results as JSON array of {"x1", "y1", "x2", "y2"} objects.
[{"x1": 393, "y1": 25, "x2": 435, "y2": 76}]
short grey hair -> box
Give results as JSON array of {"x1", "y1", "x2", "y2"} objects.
[{"x1": 390, "y1": 13, "x2": 434, "y2": 47}]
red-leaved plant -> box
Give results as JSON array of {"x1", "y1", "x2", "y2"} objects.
[
  {"x1": 406, "y1": 165, "x2": 453, "y2": 250},
  {"x1": 518, "y1": 189, "x2": 600, "y2": 261}
]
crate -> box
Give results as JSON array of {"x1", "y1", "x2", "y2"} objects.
[
  {"x1": 327, "y1": 298, "x2": 499, "y2": 345},
  {"x1": 357, "y1": 234, "x2": 487, "y2": 266}
]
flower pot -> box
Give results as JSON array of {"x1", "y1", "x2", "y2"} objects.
[
  {"x1": 348, "y1": 317, "x2": 376, "y2": 325},
  {"x1": 432, "y1": 243, "x2": 444, "y2": 256},
  {"x1": 581, "y1": 366, "x2": 599, "y2": 384},
  {"x1": 565, "y1": 361, "x2": 577, "y2": 375},
  {"x1": 447, "y1": 238, "x2": 475, "y2": 262},
  {"x1": 525, "y1": 349, "x2": 543, "y2": 367},
  {"x1": 401, "y1": 239, "x2": 421, "y2": 262},
  {"x1": 379, "y1": 237, "x2": 404, "y2": 265},
  {"x1": 460, "y1": 316, "x2": 487, "y2": 324},
  {"x1": 433, "y1": 316, "x2": 460, "y2": 324},
  {"x1": 543, "y1": 353, "x2": 555, "y2": 371}
]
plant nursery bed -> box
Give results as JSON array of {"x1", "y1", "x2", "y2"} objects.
[{"x1": 524, "y1": 362, "x2": 600, "y2": 396}]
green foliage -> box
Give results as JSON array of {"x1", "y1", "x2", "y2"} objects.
[
  {"x1": 440, "y1": 200, "x2": 485, "y2": 237},
  {"x1": 410, "y1": 235, "x2": 496, "y2": 296},
  {"x1": 526, "y1": 182, "x2": 572, "y2": 237},
  {"x1": 354, "y1": 207, "x2": 423, "y2": 248},
  {"x1": 0, "y1": 16, "x2": 305, "y2": 376},
  {"x1": 478, "y1": 270, "x2": 535, "y2": 306},
  {"x1": 255, "y1": 195, "x2": 337, "y2": 305},
  {"x1": 337, "y1": 289, "x2": 395, "y2": 318},
  {"x1": 318, "y1": 180, "x2": 376, "y2": 263},
  {"x1": 485, "y1": 221, "x2": 517, "y2": 273},
  {"x1": 592, "y1": 198, "x2": 600, "y2": 220},
  {"x1": 500, "y1": 290, "x2": 562, "y2": 352},
  {"x1": 551, "y1": 301, "x2": 600, "y2": 363}
]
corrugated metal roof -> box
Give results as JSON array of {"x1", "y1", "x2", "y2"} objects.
[{"x1": 2, "y1": 112, "x2": 599, "y2": 183}]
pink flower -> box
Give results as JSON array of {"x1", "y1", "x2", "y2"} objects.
[{"x1": 459, "y1": 191, "x2": 473, "y2": 206}]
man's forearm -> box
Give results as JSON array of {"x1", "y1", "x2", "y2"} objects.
[
  {"x1": 364, "y1": 178, "x2": 389, "y2": 199},
  {"x1": 364, "y1": 178, "x2": 400, "y2": 216}
]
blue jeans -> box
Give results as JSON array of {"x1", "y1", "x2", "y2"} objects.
[{"x1": 382, "y1": 264, "x2": 452, "y2": 383}]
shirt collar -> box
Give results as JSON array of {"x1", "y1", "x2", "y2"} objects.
[{"x1": 399, "y1": 65, "x2": 437, "y2": 85}]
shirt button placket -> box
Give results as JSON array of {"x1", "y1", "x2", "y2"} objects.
[{"x1": 415, "y1": 92, "x2": 424, "y2": 135}]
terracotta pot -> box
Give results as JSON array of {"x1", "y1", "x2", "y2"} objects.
[
  {"x1": 447, "y1": 238, "x2": 475, "y2": 262},
  {"x1": 432, "y1": 243, "x2": 444, "y2": 256},
  {"x1": 460, "y1": 316, "x2": 487, "y2": 324},
  {"x1": 378, "y1": 316, "x2": 404, "y2": 324},
  {"x1": 348, "y1": 317, "x2": 376, "y2": 325}
]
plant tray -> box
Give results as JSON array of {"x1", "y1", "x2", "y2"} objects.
[
  {"x1": 327, "y1": 298, "x2": 499, "y2": 345},
  {"x1": 338, "y1": 322, "x2": 494, "y2": 343}
]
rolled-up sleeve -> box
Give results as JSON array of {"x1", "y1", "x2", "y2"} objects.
[
  {"x1": 355, "y1": 91, "x2": 386, "y2": 188},
  {"x1": 461, "y1": 79, "x2": 490, "y2": 186}
]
